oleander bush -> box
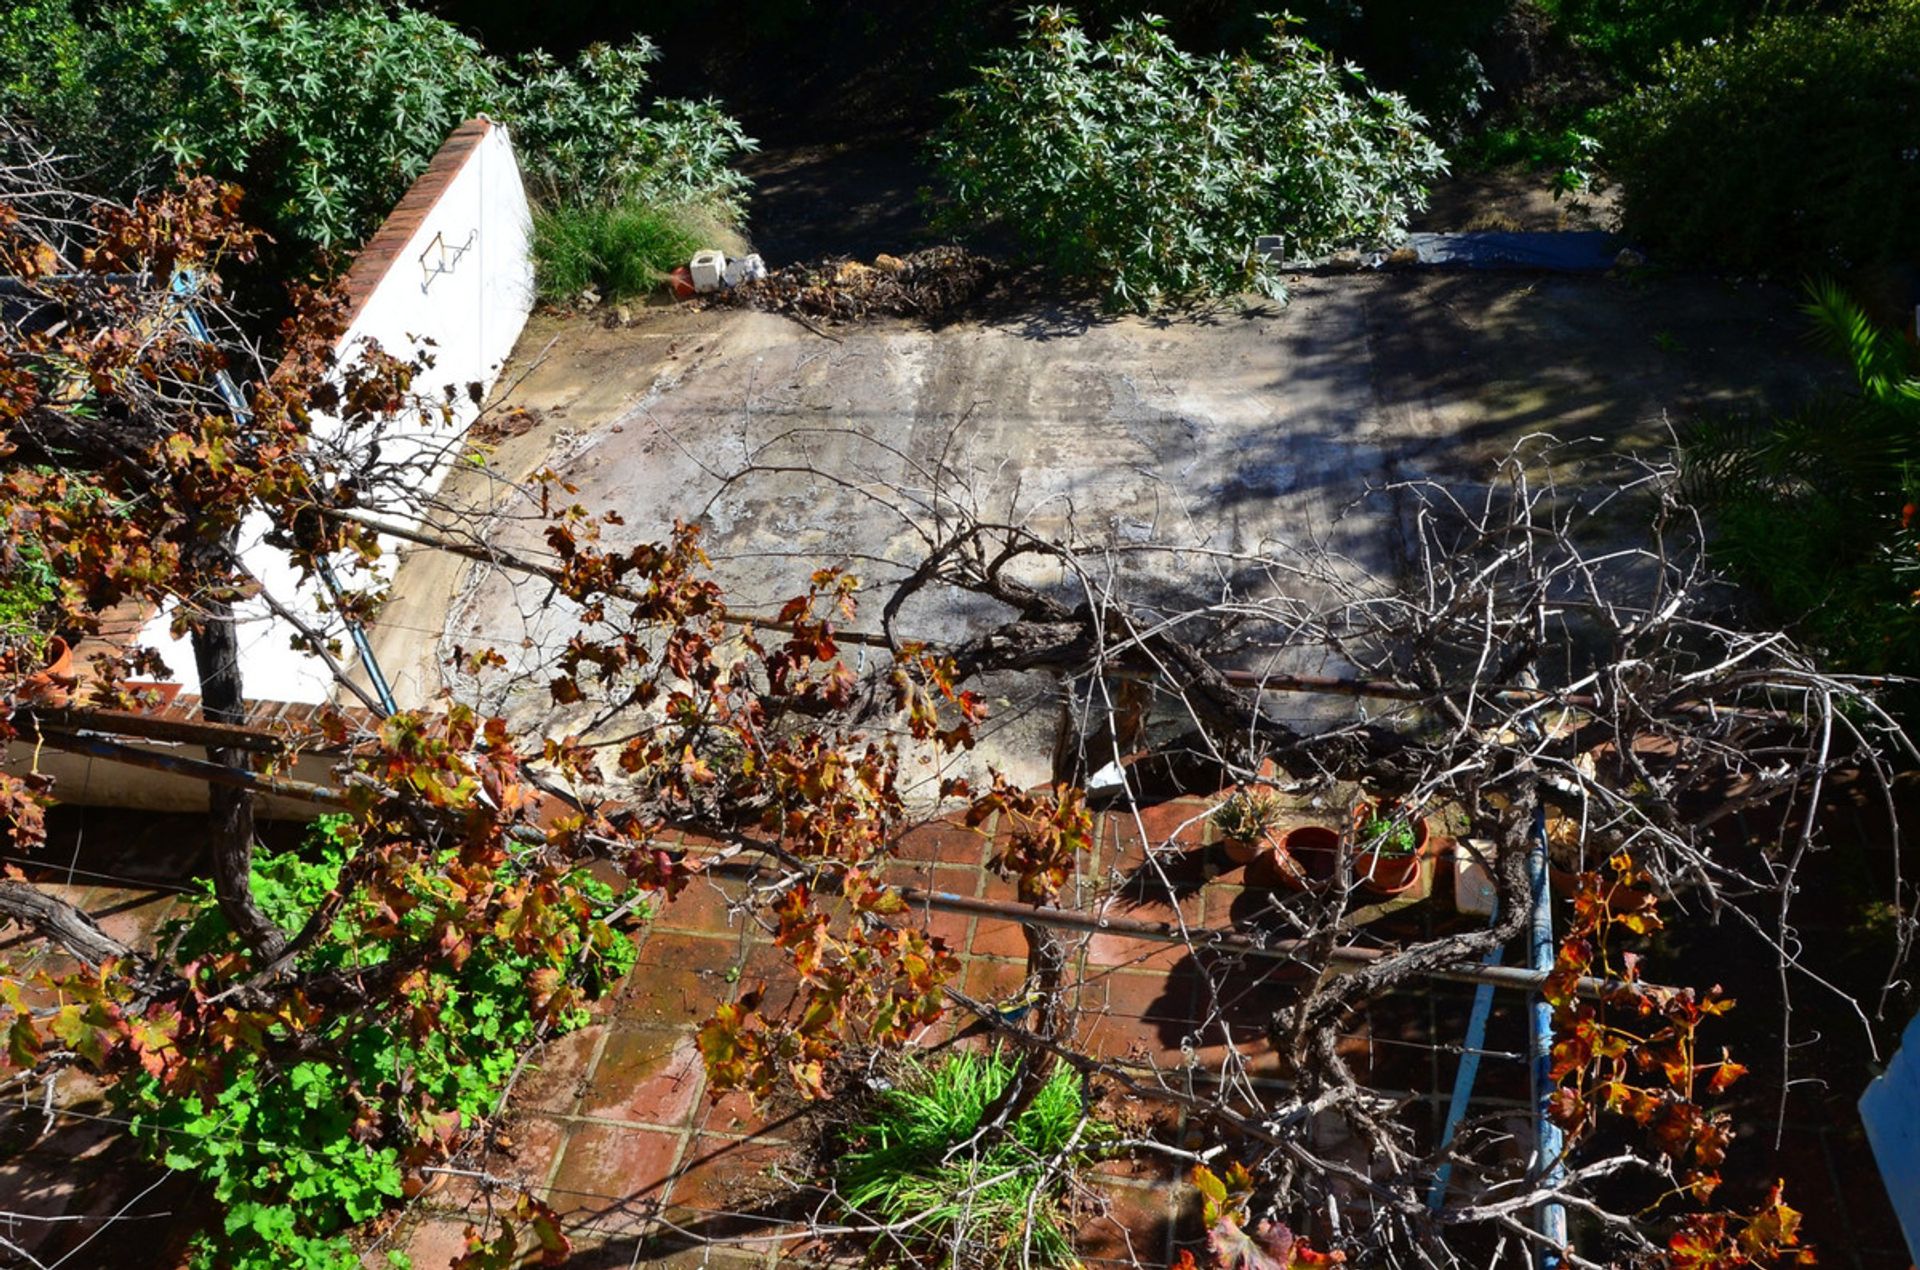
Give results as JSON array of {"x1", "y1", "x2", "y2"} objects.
[{"x1": 929, "y1": 6, "x2": 1447, "y2": 310}]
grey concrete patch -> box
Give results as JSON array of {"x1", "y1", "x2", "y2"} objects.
[{"x1": 365, "y1": 272, "x2": 1843, "y2": 788}]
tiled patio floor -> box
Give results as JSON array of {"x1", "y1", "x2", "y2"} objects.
[
  {"x1": 375, "y1": 795, "x2": 1445, "y2": 1268},
  {"x1": 3, "y1": 804, "x2": 1910, "y2": 1269}
]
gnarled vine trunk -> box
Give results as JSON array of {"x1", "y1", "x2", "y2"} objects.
[{"x1": 189, "y1": 591, "x2": 287, "y2": 961}]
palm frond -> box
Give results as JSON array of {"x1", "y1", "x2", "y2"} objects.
[{"x1": 1802, "y1": 276, "x2": 1919, "y2": 400}]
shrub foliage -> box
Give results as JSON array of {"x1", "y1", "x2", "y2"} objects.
[
  {"x1": 118, "y1": 816, "x2": 639, "y2": 1269},
  {"x1": 532, "y1": 200, "x2": 732, "y2": 304},
  {"x1": 1601, "y1": 4, "x2": 1920, "y2": 275},
  {"x1": 929, "y1": 6, "x2": 1447, "y2": 309},
  {"x1": 0, "y1": 0, "x2": 753, "y2": 263},
  {"x1": 1683, "y1": 281, "x2": 1920, "y2": 682}
]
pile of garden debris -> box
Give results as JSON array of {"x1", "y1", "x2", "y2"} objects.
[{"x1": 706, "y1": 247, "x2": 1014, "y2": 324}]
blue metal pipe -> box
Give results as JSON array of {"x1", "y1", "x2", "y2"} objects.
[
  {"x1": 1427, "y1": 887, "x2": 1504, "y2": 1211},
  {"x1": 1529, "y1": 806, "x2": 1569, "y2": 1265}
]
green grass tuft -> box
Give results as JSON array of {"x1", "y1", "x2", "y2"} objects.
[
  {"x1": 836, "y1": 1050, "x2": 1105, "y2": 1268},
  {"x1": 531, "y1": 198, "x2": 744, "y2": 306}
]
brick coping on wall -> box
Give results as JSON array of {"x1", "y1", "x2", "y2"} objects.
[
  {"x1": 125, "y1": 691, "x2": 384, "y2": 751},
  {"x1": 337, "y1": 117, "x2": 496, "y2": 330}
]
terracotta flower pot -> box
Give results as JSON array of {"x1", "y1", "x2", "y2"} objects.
[
  {"x1": 1246, "y1": 841, "x2": 1305, "y2": 889},
  {"x1": 1220, "y1": 833, "x2": 1266, "y2": 867},
  {"x1": 17, "y1": 636, "x2": 74, "y2": 707},
  {"x1": 1276, "y1": 825, "x2": 1341, "y2": 889},
  {"x1": 1355, "y1": 845, "x2": 1423, "y2": 895},
  {"x1": 1351, "y1": 800, "x2": 1429, "y2": 851}
]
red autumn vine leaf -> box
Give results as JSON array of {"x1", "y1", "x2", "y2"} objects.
[
  {"x1": 1191, "y1": 1164, "x2": 1342, "y2": 1269},
  {"x1": 1549, "y1": 856, "x2": 1814, "y2": 1267},
  {"x1": 967, "y1": 775, "x2": 1092, "y2": 904}
]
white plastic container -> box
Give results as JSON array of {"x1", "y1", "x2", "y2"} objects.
[
  {"x1": 689, "y1": 250, "x2": 727, "y2": 294},
  {"x1": 1452, "y1": 839, "x2": 1499, "y2": 916}
]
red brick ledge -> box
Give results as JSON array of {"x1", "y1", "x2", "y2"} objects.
[
  {"x1": 338, "y1": 117, "x2": 496, "y2": 330},
  {"x1": 94, "y1": 691, "x2": 384, "y2": 754}
]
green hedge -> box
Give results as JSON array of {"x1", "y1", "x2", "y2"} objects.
[{"x1": 1601, "y1": 5, "x2": 1920, "y2": 275}]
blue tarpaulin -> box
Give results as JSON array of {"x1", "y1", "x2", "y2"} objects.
[
  {"x1": 1860, "y1": 1008, "x2": 1920, "y2": 1265},
  {"x1": 1404, "y1": 232, "x2": 1623, "y2": 273}
]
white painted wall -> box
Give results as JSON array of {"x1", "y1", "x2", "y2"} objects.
[
  {"x1": 141, "y1": 122, "x2": 535, "y2": 704},
  {"x1": 342, "y1": 121, "x2": 535, "y2": 495}
]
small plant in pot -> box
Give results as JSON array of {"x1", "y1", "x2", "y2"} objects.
[
  {"x1": 0, "y1": 540, "x2": 72, "y2": 706},
  {"x1": 1211, "y1": 788, "x2": 1286, "y2": 866},
  {"x1": 1352, "y1": 800, "x2": 1429, "y2": 896}
]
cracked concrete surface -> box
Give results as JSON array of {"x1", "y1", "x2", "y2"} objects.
[{"x1": 362, "y1": 270, "x2": 1839, "y2": 786}]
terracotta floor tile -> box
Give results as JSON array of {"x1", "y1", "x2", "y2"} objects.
[
  {"x1": 894, "y1": 819, "x2": 988, "y2": 865},
  {"x1": 408, "y1": 1115, "x2": 565, "y2": 1213},
  {"x1": 1076, "y1": 1178, "x2": 1172, "y2": 1268},
  {"x1": 698, "y1": 1083, "x2": 813, "y2": 1143},
  {"x1": 1078, "y1": 982, "x2": 1197, "y2": 1065},
  {"x1": 1100, "y1": 847, "x2": 1212, "y2": 930},
  {"x1": 943, "y1": 957, "x2": 1037, "y2": 1043},
  {"x1": 969, "y1": 910, "x2": 1033, "y2": 959},
  {"x1": 891, "y1": 868, "x2": 977, "y2": 954},
  {"x1": 651, "y1": 874, "x2": 758, "y2": 940},
  {"x1": 961, "y1": 951, "x2": 1034, "y2": 1001},
  {"x1": 635, "y1": 929, "x2": 749, "y2": 974},
  {"x1": 618, "y1": 932, "x2": 743, "y2": 1025},
  {"x1": 617, "y1": 962, "x2": 734, "y2": 1031},
  {"x1": 1166, "y1": 1181, "x2": 1208, "y2": 1263},
  {"x1": 1200, "y1": 881, "x2": 1248, "y2": 926},
  {"x1": 79, "y1": 887, "x2": 181, "y2": 949},
  {"x1": 735, "y1": 940, "x2": 803, "y2": 1017},
  {"x1": 1103, "y1": 796, "x2": 1215, "y2": 858},
  {"x1": 467, "y1": 1114, "x2": 570, "y2": 1200},
  {"x1": 880, "y1": 858, "x2": 979, "y2": 896},
  {"x1": 652, "y1": 1137, "x2": 817, "y2": 1245},
  {"x1": 1079, "y1": 966, "x2": 1197, "y2": 1044},
  {"x1": 395, "y1": 1217, "x2": 482, "y2": 1269},
  {"x1": 978, "y1": 865, "x2": 1022, "y2": 904},
  {"x1": 663, "y1": 1133, "x2": 813, "y2": 1239},
  {"x1": 629, "y1": 1246, "x2": 771, "y2": 1268},
  {"x1": 1082, "y1": 932, "x2": 1190, "y2": 975},
  {"x1": 579, "y1": 1026, "x2": 708, "y2": 1130},
  {"x1": 545, "y1": 1122, "x2": 684, "y2": 1236},
  {"x1": 515, "y1": 1025, "x2": 605, "y2": 1117}
]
